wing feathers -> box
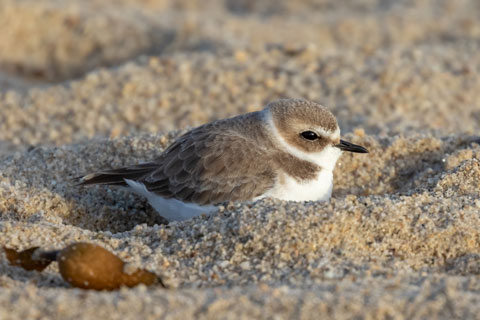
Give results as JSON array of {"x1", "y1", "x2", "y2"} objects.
[
  {"x1": 78, "y1": 112, "x2": 276, "y2": 205},
  {"x1": 77, "y1": 163, "x2": 157, "y2": 186}
]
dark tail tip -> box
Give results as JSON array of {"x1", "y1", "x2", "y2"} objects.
[{"x1": 74, "y1": 173, "x2": 129, "y2": 186}]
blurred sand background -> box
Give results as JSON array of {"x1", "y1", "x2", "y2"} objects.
[{"x1": 1, "y1": 0, "x2": 480, "y2": 318}]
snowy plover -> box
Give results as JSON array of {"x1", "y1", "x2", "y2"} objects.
[{"x1": 78, "y1": 99, "x2": 368, "y2": 221}]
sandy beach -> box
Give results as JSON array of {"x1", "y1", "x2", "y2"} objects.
[{"x1": 1, "y1": 0, "x2": 480, "y2": 318}]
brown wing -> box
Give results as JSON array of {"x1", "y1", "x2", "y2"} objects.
[
  {"x1": 141, "y1": 123, "x2": 276, "y2": 205},
  {"x1": 79, "y1": 114, "x2": 276, "y2": 205}
]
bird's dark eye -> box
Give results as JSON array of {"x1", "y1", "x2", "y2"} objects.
[{"x1": 300, "y1": 131, "x2": 318, "y2": 141}]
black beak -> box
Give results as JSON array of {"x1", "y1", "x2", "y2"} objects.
[{"x1": 335, "y1": 139, "x2": 368, "y2": 153}]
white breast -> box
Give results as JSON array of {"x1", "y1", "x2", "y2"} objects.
[
  {"x1": 263, "y1": 168, "x2": 334, "y2": 202},
  {"x1": 265, "y1": 145, "x2": 341, "y2": 202}
]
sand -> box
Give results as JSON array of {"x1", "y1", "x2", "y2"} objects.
[{"x1": 1, "y1": 0, "x2": 480, "y2": 319}]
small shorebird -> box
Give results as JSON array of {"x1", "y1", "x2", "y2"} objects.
[{"x1": 78, "y1": 99, "x2": 368, "y2": 221}]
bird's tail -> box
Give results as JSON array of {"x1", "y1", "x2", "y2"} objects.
[{"x1": 75, "y1": 163, "x2": 158, "y2": 186}]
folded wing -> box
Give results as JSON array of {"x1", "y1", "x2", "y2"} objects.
[{"x1": 78, "y1": 122, "x2": 276, "y2": 205}]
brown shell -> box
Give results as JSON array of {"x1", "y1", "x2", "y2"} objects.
[
  {"x1": 3, "y1": 246, "x2": 53, "y2": 271},
  {"x1": 58, "y1": 242, "x2": 161, "y2": 290}
]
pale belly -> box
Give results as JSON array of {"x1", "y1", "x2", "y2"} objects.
[
  {"x1": 263, "y1": 169, "x2": 334, "y2": 202},
  {"x1": 125, "y1": 179, "x2": 216, "y2": 222}
]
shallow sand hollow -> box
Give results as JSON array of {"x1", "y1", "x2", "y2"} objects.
[
  {"x1": 2, "y1": 133, "x2": 480, "y2": 318},
  {"x1": 1, "y1": 0, "x2": 480, "y2": 319}
]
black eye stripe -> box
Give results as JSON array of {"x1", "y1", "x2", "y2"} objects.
[{"x1": 300, "y1": 131, "x2": 318, "y2": 140}]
